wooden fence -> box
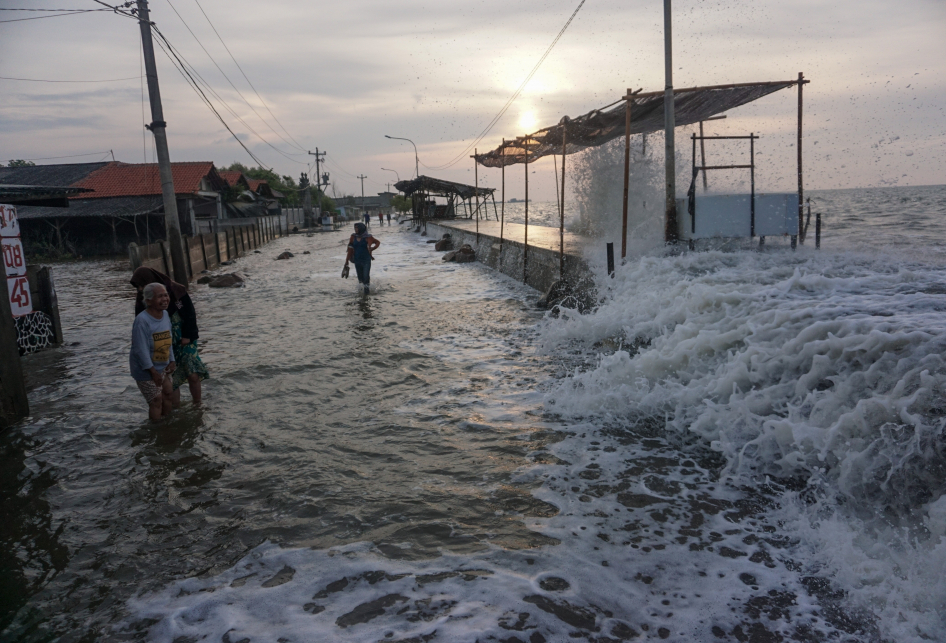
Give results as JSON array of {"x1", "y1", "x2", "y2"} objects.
[{"x1": 128, "y1": 214, "x2": 283, "y2": 280}]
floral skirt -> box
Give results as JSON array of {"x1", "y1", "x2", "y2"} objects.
[{"x1": 171, "y1": 312, "x2": 210, "y2": 391}]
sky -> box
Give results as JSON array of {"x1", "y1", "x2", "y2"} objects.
[{"x1": 1, "y1": 0, "x2": 944, "y2": 201}]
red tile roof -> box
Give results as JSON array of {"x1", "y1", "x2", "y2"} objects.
[
  {"x1": 71, "y1": 161, "x2": 217, "y2": 198},
  {"x1": 246, "y1": 178, "x2": 266, "y2": 191},
  {"x1": 217, "y1": 170, "x2": 245, "y2": 187}
]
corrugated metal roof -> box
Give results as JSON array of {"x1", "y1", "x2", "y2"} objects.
[
  {"x1": 476, "y1": 80, "x2": 799, "y2": 167},
  {"x1": 394, "y1": 175, "x2": 495, "y2": 200},
  {"x1": 16, "y1": 195, "x2": 165, "y2": 220},
  {"x1": 0, "y1": 162, "x2": 108, "y2": 188}
]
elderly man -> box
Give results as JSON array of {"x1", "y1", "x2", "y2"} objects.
[{"x1": 129, "y1": 282, "x2": 176, "y2": 421}]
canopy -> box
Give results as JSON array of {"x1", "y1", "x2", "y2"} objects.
[
  {"x1": 475, "y1": 80, "x2": 799, "y2": 168},
  {"x1": 395, "y1": 175, "x2": 496, "y2": 200}
]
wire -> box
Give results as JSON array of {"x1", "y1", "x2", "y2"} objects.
[
  {"x1": 427, "y1": 0, "x2": 586, "y2": 170},
  {"x1": 15, "y1": 151, "x2": 113, "y2": 161},
  {"x1": 191, "y1": 0, "x2": 306, "y2": 152},
  {"x1": 163, "y1": 0, "x2": 307, "y2": 158},
  {"x1": 150, "y1": 24, "x2": 301, "y2": 166},
  {"x1": 150, "y1": 24, "x2": 270, "y2": 168},
  {"x1": 0, "y1": 9, "x2": 110, "y2": 23},
  {"x1": 0, "y1": 75, "x2": 140, "y2": 82}
]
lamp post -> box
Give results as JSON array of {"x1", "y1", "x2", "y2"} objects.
[
  {"x1": 381, "y1": 167, "x2": 401, "y2": 184},
  {"x1": 384, "y1": 135, "x2": 419, "y2": 179}
]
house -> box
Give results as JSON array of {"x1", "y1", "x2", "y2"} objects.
[{"x1": 2, "y1": 161, "x2": 230, "y2": 256}]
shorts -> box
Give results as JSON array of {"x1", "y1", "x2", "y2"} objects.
[
  {"x1": 354, "y1": 260, "x2": 371, "y2": 285},
  {"x1": 136, "y1": 376, "x2": 165, "y2": 403}
]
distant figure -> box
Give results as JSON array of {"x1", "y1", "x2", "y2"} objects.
[
  {"x1": 378, "y1": 210, "x2": 384, "y2": 226},
  {"x1": 130, "y1": 282, "x2": 176, "y2": 421},
  {"x1": 345, "y1": 222, "x2": 380, "y2": 294},
  {"x1": 386, "y1": 211, "x2": 392, "y2": 225},
  {"x1": 131, "y1": 267, "x2": 209, "y2": 406},
  {"x1": 363, "y1": 211, "x2": 371, "y2": 228}
]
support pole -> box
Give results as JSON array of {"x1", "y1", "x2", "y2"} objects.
[
  {"x1": 0, "y1": 277, "x2": 29, "y2": 427},
  {"x1": 750, "y1": 133, "x2": 756, "y2": 237},
  {"x1": 137, "y1": 0, "x2": 188, "y2": 287},
  {"x1": 621, "y1": 88, "x2": 632, "y2": 259},
  {"x1": 500, "y1": 140, "x2": 506, "y2": 254},
  {"x1": 560, "y1": 128, "x2": 567, "y2": 281},
  {"x1": 524, "y1": 139, "x2": 529, "y2": 285},
  {"x1": 797, "y1": 71, "x2": 805, "y2": 243},
  {"x1": 474, "y1": 149, "x2": 479, "y2": 243},
  {"x1": 663, "y1": 0, "x2": 678, "y2": 244},
  {"x1": 699, "y1": 121, "x2": 708, "y2": 191}
]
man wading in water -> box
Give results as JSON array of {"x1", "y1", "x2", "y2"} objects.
[
  {"x1": 129, "y1": 283, "x2": 176, "y2": 421},
  {"x1": 345, "y1": 222, "x2": 380, "y2": 294}
]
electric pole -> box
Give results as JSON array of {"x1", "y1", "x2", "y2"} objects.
[
  {"x1": 300, "y1": 172, "x2": 312, "y2": 228},
  {"x1": 357, "y1": 174, "x2": 367, "y2": 217},
  {"x1": 308, "y1": 149, "x2": 326, "y2": 227},
  {"x1": 137, "y1": 0, "x2": 189, "y2": 286}
]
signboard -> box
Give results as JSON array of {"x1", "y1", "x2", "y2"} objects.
[
  {"x1": 1, "y1": 204, "x2": 31, "y2": 316},
  {"x1": 0, "y1": 204, "x2": 20, "y2": 238},
  {"x1": 2, "y1": 237, "x2": 27, "y2": 277},
  {"x1": 7, "y1": 276, "x2": 32, "y2": 316}
]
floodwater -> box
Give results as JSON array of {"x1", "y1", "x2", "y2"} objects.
[{"x1": 3, "y1": 185, "x2": 946, "y2": 642}]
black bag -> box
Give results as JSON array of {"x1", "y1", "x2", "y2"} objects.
[{"x1": 341, "y1": 264, "x2": 350, "y2": 279}]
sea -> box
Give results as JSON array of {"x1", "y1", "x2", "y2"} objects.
[{"x1": 1, "y1": 184, "x2": 945, "y2": 642}]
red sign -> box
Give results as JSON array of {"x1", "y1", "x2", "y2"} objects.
[
  {"x1": 7, "y1": 275, "x2": 31, "y2": 316},
  {"x1": 2, "y1": 237, "x2": 26, "y2": 277},
  {"x1": 0, "y1": 204, "x2": 19, "y2": 238}
]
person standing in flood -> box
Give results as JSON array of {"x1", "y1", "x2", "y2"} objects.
[
  {"x1": 130, "y1": 283, "x2": 176, "y2": 421},
  {"x1": 363, "y1": 210, "x2": 371, "y2": 229},
  {"x1": 344, "y1": 222, "x2": 380, "y2": 294},
  {"x1": 378, "y1": 210, "x2": 385, "y2": 227},
  {"x1": 131, "y1": 267, "x2": 209, "y2": 406}
]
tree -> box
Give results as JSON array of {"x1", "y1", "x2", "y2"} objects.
[
  {"x1": 5, "y1": 160, "x2": 36, "y2": 167},
  {"x1": 223, "y1": 162, "x2": 301, "y2": 206},
  {"x1": 391, "y1": 194, "x2": 413, "y2": 212}
]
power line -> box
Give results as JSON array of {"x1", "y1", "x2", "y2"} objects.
[
  {"x1": 427, "y1": 0, "x2": 587, "y2": 170},
  {"x1": 0, "y1": 75, "x2": 140, "y2": 83},
  {"x1": 191, "y1": 0, "x2": 307, "y2": 152},
  {"x1": 0, "y1": 9, "x2": 111, "y2": 23},
  {"x1": 163, "y1": 0, "x2": 307, "y2": 158},
  {"x1": 13, "y1": 151, "x2": 113, "y2": 161}
]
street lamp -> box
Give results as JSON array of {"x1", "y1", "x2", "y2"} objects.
[
  {"x1": 384, "y1": 135, "x2": 419, "y2": 179},
  {"x1": 381, "y1": 167, "x2": 401, "y2": 183}
]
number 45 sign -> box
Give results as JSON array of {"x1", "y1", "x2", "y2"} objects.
[{"x1": 1, "y1": 204, "x2": 32, "y2": 316}]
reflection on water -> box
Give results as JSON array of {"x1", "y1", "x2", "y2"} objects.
[{"x1": 0, "y1": 229, "x2": 550, "y2": 640}]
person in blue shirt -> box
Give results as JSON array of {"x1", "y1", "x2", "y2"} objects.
[{"x1": 344, "y1": 222, "x2": 380, "y2": 294}]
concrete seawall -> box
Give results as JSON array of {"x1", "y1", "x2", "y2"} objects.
[{"x1": 423, "y1": 220, "x2": 592, "y2": 294}]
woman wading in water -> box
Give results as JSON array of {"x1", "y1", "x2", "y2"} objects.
[{"x1": 131, "y1": 268, "x2": 209, "y2": 405}]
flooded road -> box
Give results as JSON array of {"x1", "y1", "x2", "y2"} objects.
[{"x1": 2, "y1": 226, "x2": 558, "y2": 640}]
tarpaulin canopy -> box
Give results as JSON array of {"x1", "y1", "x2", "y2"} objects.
[
  {"x1": 475, "y1": 80, "x2": 799, "y2": 168},
  {"x1": 395, "y1": 175, "x2": 495, "y2": 200}
]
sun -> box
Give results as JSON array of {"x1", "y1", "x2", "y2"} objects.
[{"x1": 518, "y1": 110, "x2": 538, "y2": 134}]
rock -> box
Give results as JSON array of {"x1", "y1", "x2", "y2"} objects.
[
  {"x1": 276, "y1": 251, "x2": 294, "y2": 260},
  {"x1": 197, "y1": 275, "x2": 212, "y2": 284},
  {"x1": 420, "y1": 230, "x2": 427, "y2": 237},
  {"x1": 220, "y1": 260, "x2": 234, "y2": 266},
  {"x1": 441, "y1": 250, "x2": 457, "y2": 262},
  {"x1": 536, "y1": 277, "x2": 597, "y2": 312},
  {"x1": 443, "y1": 244, "x2": 475, "y2": 263},
  {"x1": 253, "y1": 250, "x2": 261, "y2": 254},
  {"x1": 200, "y1": 269, "x2": 211, "y2": 274},
  {"x1": 426, "y1": 239, "x2": 439, "y2": 244},
  {"x1": 292, "y1": 226, "x2": 299, "y2": 233},
  {"x1": 303, "y1": 250, "x2": 311, "y2": 255},
  {"x1": 208, "y1": 272, "x2": 245, "y2": 288},
  {"x1": 434, "y1": 238, "x2": 454, "y2": 251}
]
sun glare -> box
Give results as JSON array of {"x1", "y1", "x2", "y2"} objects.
[{"x1": 518, "y1": 110, "x2": 538, "y2": 133}]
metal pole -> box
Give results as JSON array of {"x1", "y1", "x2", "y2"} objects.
[
  {"x1": 524, "y1": 139, "x2": 529, "y2": 285},
  {"x1": 622, "y1": 88, "x2": 632, "y2": 259},
  {"x1": 137, "y1": 0, "x2": 188, "y2": 286},
  {"x1": 699, "y1": 121, "x2": 708, "y2": 191},
  {"x1": 500, "y1": 140, "x2": 505, "y2": 254},
  {"x1": 606, "y1": 242, "x2": 615, "y2": 278},
  {"x1": 797, "y1": 72, "x2": 805, "y2": 243},
  {"x1": 663, "y1": 0, "x2": 678, "y2": 244},
  {"x1": 560, "y1": 128, "x2": 567, "y2": 281},
  {"x1": 474, "y1": 149, "x2": 479, "y2": 242},
  {"x1": 357, "y1": 174, "x2": 367, "y2": 223},
  {"x1": 815, "y1": 212, "x2": 821, "y2": 249},
  {"x1": 750, "y1": 133, "x2": 756, "y2": 237}
]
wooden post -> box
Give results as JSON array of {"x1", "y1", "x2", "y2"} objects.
[
  {"x1": 34, "y1": 267, "x2": 63, "y2": 345},
  {"x1": 797, "y1": 71, "x2": 805, "y2": 243},
  {"x1": 474, "y1": 149, "x2": 480, "y2": 243},
  {"x1": 524, "y1": 138, "x2": 529, "y2": 285},
  {"x1": 128, "y1": 242, "x2": 142, "y2": 271},
  {"x1": 621, "y1": 89, "x2": 632, "y2": 259},
  {"x1": 560, "y1": 128, "x2": 567, "y2": 280},
  {"x1": 699, "y1": 120, "x2": 708, "y2": 191},
  {"x1": 663, "y1": 0, "x2": 678, "y2": 244},
  {"x1": 0, "y1": 276, "x2": 29, "y2": 426}
]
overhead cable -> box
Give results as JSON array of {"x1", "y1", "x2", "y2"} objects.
[
  {"x1": 0, "y1": 75, "x2": 141, "y2": 83},
  {"x1": 427, "y1": 0, "x2": 586, "y2": 171}
]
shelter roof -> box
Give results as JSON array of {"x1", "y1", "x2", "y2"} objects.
[
  {"x1": 394, "y1": 175, "x2": 495, "y2": 200},
  {"x1": 476, "y1": 80, "x2": 801, "y2": 167},
  {"x1": 72, "y1": 161, "x2": 226, "y2": 198},
  {"x1": 0, "y1": 162, "x2": 108, "y2": 188},
  {"x1": 15, "y1": 195, "x2": 165, "y2": 220},
  {"x1": 0, "y1": 184, "x2": 92, "y2": 207}
]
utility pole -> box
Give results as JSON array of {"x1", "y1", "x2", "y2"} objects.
[
  {"x1": 308, "y1": 149, "x2": 326, "y2": 225},
  {"x1": 137, "y1": 0, "x2": 189, "y2": 286},
  {"x1": 663, "y1": 0, "x2": 678, "y2": 244},
  {"x1": 300, "y1": 172, "x2": 312, "y2": 228},
  {"x1": 357, "y1": 174, "x2": 367, "y2": 219}
]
